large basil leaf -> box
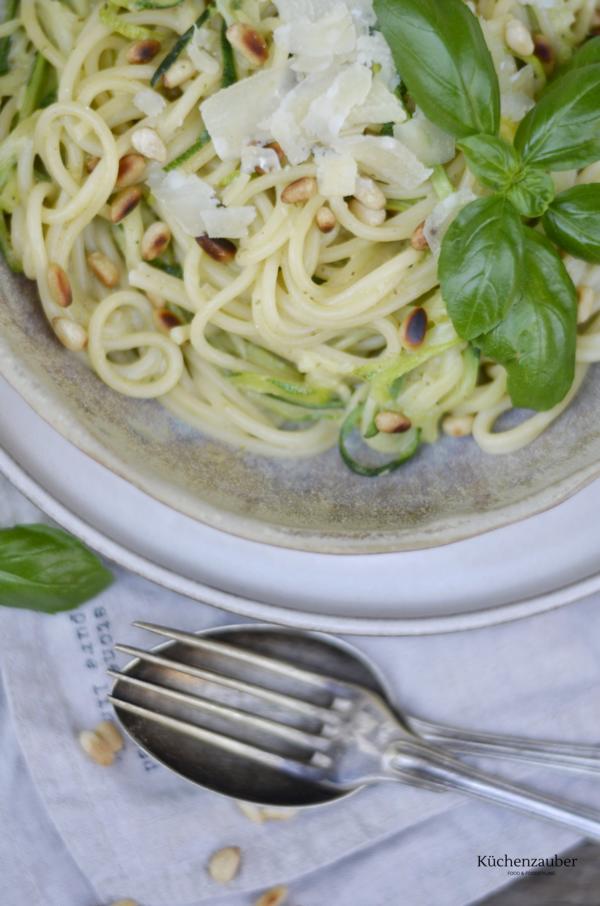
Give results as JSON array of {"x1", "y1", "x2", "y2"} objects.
[
  {"x1": 439, "y1": 196, "x2": 524, "y2": 341},
  {"x1": 458, "y1": 135, "x2": 521, "y2": 191},
  {"x1": 565, "y1": 36, "x2": 600, "y2": 73},
  {"x1": 515, "y1": 64, "x2": 600, "y2": 171},
  {"x1": 479, "y1": 230, "x2": 577, "y2": 411},
  {"x1": 373, "y1": 0, "x2": 500, "y2": 139},
  {"x1": 506, "y1": 168, "x2": 555, "y2": 218},
  {"x1": 543, "y1": 184, "x2": 600, "y2": 263},
  {"x1": 0, "y1": 524, "x2": 113, "y2": 613}
]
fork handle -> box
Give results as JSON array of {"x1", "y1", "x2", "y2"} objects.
[
  {"x1": 407, "y1": 716, "x2": 600, "y2": 774},
  {"x1": 386, "y1": 741, "x2": 600, "y2": 841}
]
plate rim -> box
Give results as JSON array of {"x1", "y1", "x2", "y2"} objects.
[{"x1": 2, "y1": 443, "x2": 599, "y2": 636}]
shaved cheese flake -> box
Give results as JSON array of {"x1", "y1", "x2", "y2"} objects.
[
  {"x1": 201, "y1": 206, "x2": 256, "y2": 239},
  {"x1": 302, "y1": 64, "x2": 372, "y2": 145},
  {"x1": 240, "y1": 144, "x2": 281, "y2": 174},
  {"x1": 423, "y1": 188, "x2": 477, "y2": 256},
  {"x1": 347, "y1": 78, "x2": 406, "y2": 128},
  {"x1": 335, "y1": 135, "x2": 433, "y2": 190},
  {"x1": 356, "y1": 32, "x2": 400, "y2": 90},
  {"x1": 146, "y1": 168, "x2": 218, "y2": 235},
  {"x1": 315, "y1": 152, "x2": 357, "y2": 197},
  {"x1": 394, "y1": 110, "x2": 455, "y2": 166},
  {"x1": 275, "y1": 4, "x2": 357, "y2": 74},
  {"x1": 133, "y1": 89, "x2": 166, "y2": 118},
  {"x1": 275, "y1": 0, "x2": 375, "y2": 27},
  {"x1": 201, "y1": 66, "x2": 294, "y2": 160}
]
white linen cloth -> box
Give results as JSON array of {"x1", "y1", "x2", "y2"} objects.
[{"x1": 1, "y1": 474, "x2": 600, "y2": 906}]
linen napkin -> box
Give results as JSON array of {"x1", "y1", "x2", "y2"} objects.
[{"x1": 1, "y1": 473, "x2": 600, "y2": 906}]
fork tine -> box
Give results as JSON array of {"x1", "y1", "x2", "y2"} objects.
[
  {"x1": 108, "y1": 670, "x2": 331, "y2": 751},
  {"x1": 115, "y1": 644, "x2": 340, "y2": 725},
  {"x1": 108, "y1": 695, "x2": 329, "y2": 783},
  {"x1": 132, "y1": 622, "x2": 353, "y2": 699}
]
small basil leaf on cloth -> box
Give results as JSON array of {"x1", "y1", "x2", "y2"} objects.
[
  {"x1": 479, "y1": 229, "x2": 577, "y2": 411},
  {"x1": 0, "y1": 524, "x2": 113, "y2": 613},
  {"x1": 543, "y1": 184, "x2": 600, "y2": 263},
  {"x1": 506, "y1": 167, "x2": 555, "y2": 218},
  {"x1": 439, "y1": 196, "x2": 524, "y2": 341},
  {"x1": 373, "y1": 0, "x2": 500, "y2": 139},
  {"x1": 458, "y1": 135, "x2": 521, "y2": 191},
  {"x1": 515, "y1": 64, "x2": 600, "y2": 171}
]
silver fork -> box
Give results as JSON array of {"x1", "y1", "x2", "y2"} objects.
[{"x1": 109, "y1": 623, "x2": 600, "y2": 838}]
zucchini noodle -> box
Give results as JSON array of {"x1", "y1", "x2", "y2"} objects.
[{"x1": 1, "y1": 0, "x2": 600, "y2": 473}]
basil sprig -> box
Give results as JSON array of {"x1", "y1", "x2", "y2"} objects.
[
  {"x1": 376, "y1": 0, "x2": 600, "y2": 412},
  {"x1": 0, "y1": 524, "x2": 113, "y2": 613}
]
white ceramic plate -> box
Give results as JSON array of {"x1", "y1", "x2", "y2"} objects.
[{"x1": 2, "y1": 375, "x2": 599, "y2": 635}]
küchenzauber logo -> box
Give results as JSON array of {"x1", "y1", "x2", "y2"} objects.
[{"x1": 478, "y1": 854, "x2": 579, "y2": 868}]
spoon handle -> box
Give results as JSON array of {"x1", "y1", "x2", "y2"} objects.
[
  {"x1": 386, "y1": 741, "x2": 600, "y2": 841},
  {"x1": 407, "y1": 715, "x2": 600, "y2": 774}
]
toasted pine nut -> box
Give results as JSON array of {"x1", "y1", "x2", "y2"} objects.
[
  {"x1": 126, "y1": 38, "x2": 161, "y2": 64},
  {"x1": 316, "y1": 206, "x2": 336, "y2": 233},
  {"x1": 48, "y1": 263, "x2": 72, "y2": 308},
  {"x1": 402, "y1": 306, "x2": 428, "y2": 348},
  {"x1": 235, "y1": 801, "x2": 298, "y2": 822},
  {"x1": 95, "y1": 720, "x2": 124, "y2": 753},
  {"x1": 196, "y1": 234, "x2": 237, "y2": 262},
  {"x1": 87, "y1": 251, "x2": 120, "y2": 288},
  {"x1": 442, "y1": 414, "x2": 474, "y2": 438},
  {"x1": 226, "y1": 23, "x2": 269, "y2": 66},
  {"x1": 110, "y1": 186, "x2": 142, "y2": 223},
  {"x1": 109, "y1": 900, "x2": 138, "y2": 906},
  {"x1": 131, "y1": 127, "x2": 167, "y2": 163},
  {"x1": 254, "y1": 886, "x2": 288, "y2": 906},
  {"x1": 85, "y1": 156, "x2": 100, "y2": 173},
  {"x1": 156, "y1": 307, "x2": 183, "y2": 330},
  {"x1": 266, "y1": 141, "x2": 286, "y2": 167},
  {"x1": 354, "y1": 176, "x2": 386, "y2": 211},
  {"x1": 52, "y1": 318, "x2": 87, "y2": 351},
  {"x1": 116, "y1": 153, "x2": 146, "y2": 189},
  {"x1": 78, "y1": 729, "x2": 114, "y2": 765},
  {"x1": 375, "y1": 411, "x2": 412, "y2": 434},
  {"x1": 410, "y1": 222, "x2": 429, "y2": 251},
  {"x1": 505, "y1": 18, "x2": 534, "y2": 57},
  {"x1": 533, "y1": 33, "x2": 555, "y2": 69},
  {"x1": 281, "y1": 176, "x2": 318, "y2": 205},
  {"x1": 207, "y1": 846, "x2": 241, "y2": 884},
  {"x1": 141, "y1": 221, "x2": 171, "y2": 261},
  {"x1": 349, "y1": 197, "x2": 386, "y2": 226},
  {"x1": 163, "y1": 58, "x2": 194, "y2": 88}
]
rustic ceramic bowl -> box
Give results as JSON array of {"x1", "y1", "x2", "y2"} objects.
[{"x1": 1, "y1": 265, "x2": 599, "y2": 554}]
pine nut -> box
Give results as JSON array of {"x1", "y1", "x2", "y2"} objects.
[
  {"x1": 402, "y1": 306, "x2": 428, "y2": 348},
  {"x1": 196, "y1": 234, "x2": 237, "y2": 262},
  {"x1": 110, "y1": 186, "x2": 142, "y2": 223},
  {"x1": 281, "y1": 176, "x2": 318, "y2": 204},
  {"x1": 87, "y1": 251, "x2": 120, "y2": 288},
  {"x1": 85, "y1": 156, "x2": 100, "y2": 173},
  {"x1": 131, "y1": 127, "x2": 167, "y2": 163},
  {"x1": 141, "y1": 221, "x2": 171, "y2": 261},
  {"x1": 266, "y1": 141, "x2": 286, "y2": 167},
  {"x1": 316, "y1": 206, "x2": 336, "y2": 233},
  {"x1": 349, "y1": 197, "x2": 386, "y2": 226},
  {"x1": 505, "y1": 18, "x2": 535, "y2": 57},
  {"x1": 442, "y1": 414, "x2": 474, "y2": 438},
  {"x1": 235, "y1": 801, "x2": 298, "y2": 822},
  {"x1": 207, "y1": 846, "x2": 241, "y2": 884},
  {"x1": 126, "y1": 38, "x2": 161, "y2": 64},
  {"x1": 95, "y1": 720, "x2": 124, "y2": 753},
  {"x1": 163, "y1": 58, "x2": 195, "y2": 88},
  {"x1": 254, "y1": 887, "x2": 288, "y2": 906},
  {"x1": 48, "y1": 263, "x2": 72, "y2": 308},
  {"x1": 156, "y1": 307, "x2": 183, "y2": 330},
  {"x1": 109, "y1": 900, "x2": 138, "y2": 906},
  {"x1": 533, "y1": 33, "x2": 555, "y2": 69},
  {"x1": 116, "y1": 153, "x2": 146, "y2": 189},
  {"x1": 226, "y1": 23, "x2": 269, "y2": 66},
  {"x1": 354, "y1": 176, "x2": 386, "y2": 211},
  {"x1": 78, "y1": 729, "x2": 114, "y2": 765},
  {"x1": 411, "y1": 222, "x2": 429, "y2": 251},
  {"x1": 375, "y1": 411, "x2": 412, "y2": 434}
]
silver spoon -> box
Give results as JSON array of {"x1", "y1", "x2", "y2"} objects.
[{"x1": 109, "y1": 623, "x2": 600, "y2": 837}]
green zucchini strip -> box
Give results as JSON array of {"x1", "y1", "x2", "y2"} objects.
[
  {"x1": 220, "y1": 18, "x2": 237, "y2": 87},
  {"x1": 339, "y1": 405, "x2": 421, "y2": 477},
  {"x1": 151, "y1": 5, "x2": 212, "y2": 87},
  {"x1": 0, "y1": 0, "x2": 18, "y2": 76},
  {"x1": 164, "y1": 129, "x2": 210, "y2": 170},
  {"x1": 231, "y1": 373, "x2": 344, "y2": 410}
]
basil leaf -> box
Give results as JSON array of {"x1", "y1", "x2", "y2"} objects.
[
  {"x1": 439, "y1": 196, "x2": 524, "y2": 341},
  {"x1": 565, "y1": 36, "x2": 600, "y2": 73},
  {"x1": 543, "y1": 184, "x2": 600, "y2": 263},
  {"x1": 373, "y1": 0, "x2": 500, "y2": 139},
  {"x1": 458, "y1": 135, "x2": 521, "y2": 191},
  {"x1": 506, "y1": 167, "x2": 555, "y2": 218},
  {"x1": 479, "y1": 229, "x2": 577, "y2": 411},
  {"x1": 515, "y1": 64, "x2": 600, "y2": 171},
  {"x1": 0, "y1": 524, "x2": 113, "y2": 613}
]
